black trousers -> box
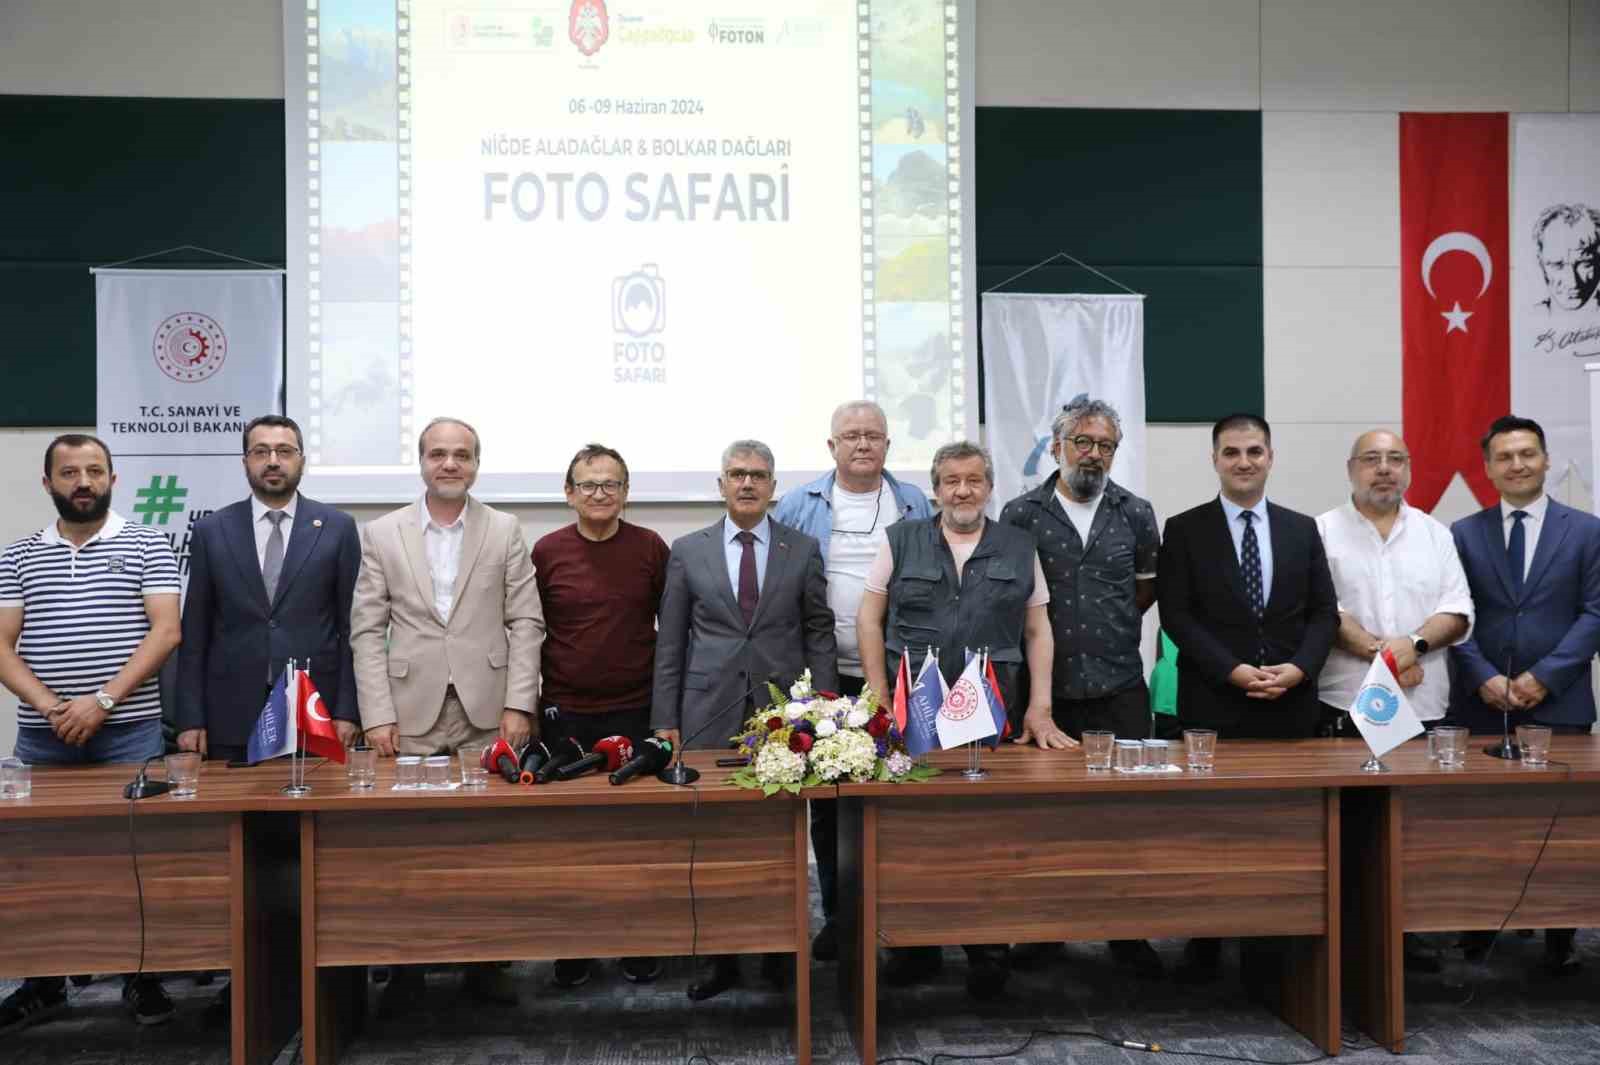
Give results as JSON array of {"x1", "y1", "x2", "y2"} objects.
[{"x1": 1050, "y1": 681, "x2": 1152, "y2": 742}]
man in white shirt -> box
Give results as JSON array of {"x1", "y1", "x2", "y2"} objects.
[
  {"x1": 772, "y1": 401, "x2": 930, "y2": 962},
  {"x1": 1316, "y1": 429, "x2": 1473, "y2": 732}
]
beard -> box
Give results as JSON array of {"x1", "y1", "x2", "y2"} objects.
[
  {"x1": 51, "y1": 487, "x2": 112, "y2": 524},
  {"x1": 248, "y1": 464, "x2": 303, "y2": 502},
  {"x1": 1064, "y1": 463, "x2": 1106, "y2": 499}
]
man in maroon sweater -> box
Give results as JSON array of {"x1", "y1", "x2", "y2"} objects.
[{"x1": 532, "y1": 443, "x2": 669, "y2": 988}]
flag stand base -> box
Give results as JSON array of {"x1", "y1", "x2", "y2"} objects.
[
  {"x1": 962, "y1": 742, "x2": 989, "y2": 781},
  {"x1": 281, "y1": 784, "x2": 312, "y2": 796},
  {"x1": 1359, "y1": 756, "x2": 1390, "y2": 773}
]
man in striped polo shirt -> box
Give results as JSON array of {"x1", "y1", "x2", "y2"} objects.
[{"x1": 0, "y1": 433, "x2": 182, "y2": 1033}]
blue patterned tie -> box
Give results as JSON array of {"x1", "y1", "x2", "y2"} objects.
[
  {"x1": 1508, "y1": 510, "x2": 1528, "y2": 599},
  {"x1": 1240, "y1": 511, "x2": 1263, "y2": 619}
]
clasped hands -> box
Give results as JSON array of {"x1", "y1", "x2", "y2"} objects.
[
  {"x1": 1478, "y1": 672, "x2": 1548, "y2": 713},
  {"x1": 1228, "y1": 662, "x2": 1307, "y2": 700}
]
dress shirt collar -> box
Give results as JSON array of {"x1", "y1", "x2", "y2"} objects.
[
  {"x1": 1219, "y1": 494, "x2": 1269, "y2": 527},
  {"x1": 419, "y1": 495, "x2": 468, "y2": 532},
  {"x1": 723, "y1": 514, "x2": 770, "y2": 545},
  {"x1": 252, "y1": 492, "x2": 298, "y2": 527},
  {"x1": 40, "y1": 509, "x2": 127, "y2": 547},
  {"x1": 1500, "y1": 494, "x2": 1548, "y2": 524},
  {"x1": 1345, "y1": 499, "x2": 1411, "y2": 541}
]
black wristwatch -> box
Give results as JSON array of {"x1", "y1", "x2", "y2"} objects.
[{"x1": 1408, "y1": 632, "x2": 1429, "y2": 656}]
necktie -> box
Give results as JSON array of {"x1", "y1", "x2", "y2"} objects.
[
  {"x1": 735, "y1": 530, "x2": 759, "y2": 627},
  {"x1": 1508, "y1": 510, "x2": 1528, "y2": 598},
  {"x1": 1240, "y1": 511, "x2": 1263, "y2": 619},
  {"x1": 263, "y1": 510, "x2": 287, "y2": 603}
]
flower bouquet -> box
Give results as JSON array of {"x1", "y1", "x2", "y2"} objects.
[{"x1": 727, "y1": 669, "x2": 940, "y2": 795}]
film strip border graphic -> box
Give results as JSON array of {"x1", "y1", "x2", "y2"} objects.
[
  {"x1": 304, "y1": 0, "x2": 322, "y2": 463},
  {"x1": 858, "y1": 3, "x2": 876, "y2": 402},
  {"x1": 944, "y1": 2, "x2": 963, "y2": 432},
  {"x1": 397, "y1": 0, "x2": 414, "y2": 464}
]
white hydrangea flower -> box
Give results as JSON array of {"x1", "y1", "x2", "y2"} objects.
[
  {"x1": 754, "y1": 742, "x2": 806, "y2": 786},
  {"x1": 815, "y1": 718, "x2": 838, "y2": 738},
  {"x1": 810, "y1": 729, "x2": 878, "y2": 783},
  {"x1": 845, "y1": 707, "x2": 871, "y2": 729},
  {"x1": 784, "y1": 702, "x2": 810, "y2": 721}
]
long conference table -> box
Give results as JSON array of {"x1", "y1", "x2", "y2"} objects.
[{"x1": 1, "y1": 739, "x2": 1597, "y2": 1064}]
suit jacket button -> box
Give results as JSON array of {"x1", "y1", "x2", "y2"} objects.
[{"x1": 268, "y1": 620, "x2": 278, "y2": 629}]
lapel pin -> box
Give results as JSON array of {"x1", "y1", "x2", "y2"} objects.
[{"x1": 313, "y1": 519, "x2": 323, "y2": 527}]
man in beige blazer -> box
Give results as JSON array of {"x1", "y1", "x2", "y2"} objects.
[{"x1": 352, "y1": 416, "x2": 544, "y2": 759}]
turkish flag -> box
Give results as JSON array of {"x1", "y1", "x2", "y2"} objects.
[
  {"x1": 1401, "y1": 113, "x2": 1509, "y2": 511},
  {"x1": 294, "y1": 667, "x2": 346, "y2": 764}
]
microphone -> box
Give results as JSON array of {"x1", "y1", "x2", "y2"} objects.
[
  {"x1": 552, "y1": 735, "x2": 634, "y2": 781},
  {"x1": 518, "y1": 740, "x2": 552, "y2": 783},
  {"x1": 123, "y1": 754, "x2": 173, "y2": 800},
  {"x1": 610, "y1": 736, "x2": 675, "y2": 784},
  {"x1": 659, "y1": 671, "x2": 788, "y2": 787},
  {"x1": 480, "y1": 738, "x2": 522, "y2": 783},
  {"x1": 1485, "y1": 616, "x2": 1522, "y2": 760},
  {"x1": 532, "y1": 737, "x2": 586, "y2": 784}
]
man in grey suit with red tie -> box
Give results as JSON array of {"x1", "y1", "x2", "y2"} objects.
[
  {"x1": 652, "y1": 438, "x2": 837, "y2": 1001},
  {"x1": 1450, "y1": 414, "x2": 1600, "y2": 976},
  {"x1": 176, "y1": 414, "x2": 362, "y2": 761}
]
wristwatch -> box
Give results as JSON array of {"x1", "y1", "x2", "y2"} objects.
[
  {"x1": 1408, "y1": 633, "x2": 1429, "y2": 656},
  {"x1": 95, "y1": 690, "x2": 116, "y2": 712}
]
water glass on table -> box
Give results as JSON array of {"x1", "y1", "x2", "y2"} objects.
[
  {"x1": 1183, "y1": 729, "x2": 1217, "y2": 771},
  {"x1": 164, "y1": 751, "x2": 201, "y2": 798},
  {"x1": 1431, "y1": 726, "x2": 1468, "y2": 768},
  {"x1": 423, "y1": 755, "x2": 452, "y2": 788},
  {"x1": 1142, "y1": 739, "x2": 1171, "y2": 771},
  {"x1": 0, "y1": 757, "x2": 31, "y2": 799},
  {"x1": 458, "y1": 743, "x2": 490, "y2": 788},
  {"x1": 394, "y1": 755, "x2": 423, "y2": 790},
  {"x1": 1113, "y1": 739, "x2": 1143, "y2": 773},
  {"x1": 1516, "y1": 724, "x2": 1552, "y2": 767},
  {"x1": 346, "y1": 747, "x2": 378, "y2": 790},
  {"x1": 1082, "y1": 730, "x2": 1115, "y2": 771}
]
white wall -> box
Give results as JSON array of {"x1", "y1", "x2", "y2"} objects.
[{"x1": 5, "y1": 1, "x2": 1600, "y2": 750}]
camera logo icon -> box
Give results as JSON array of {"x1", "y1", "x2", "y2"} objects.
[{"x1": 612, "y1": 264, "x2": 666, "y2": 337}]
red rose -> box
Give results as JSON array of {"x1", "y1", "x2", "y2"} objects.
[
  {"x1": 865, "y1": 712, "x2": 891, "y2": 738},
  {"x1": 816, "y1": 690, "x2": 840, "y2": 700},
  {"x1": 766, "y1": 716, "x2": 784, "y2": 731},
  {"x1": 789, "y1": 731, "x2": 814, "y2": 753}
]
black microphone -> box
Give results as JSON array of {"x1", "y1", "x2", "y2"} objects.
[
  {"x1": 552, "y1": 735, "x2": 634, "y2": 781},
  {"x1": 532, "y1": 736, "x2": 586, "y2": 784},
  {"x1": 610, "y1": 736, "x2": 675, "y2": 784},
  {"x1": 123, "y1": 754, "x2": 173, "y2": 800},
  {"x1": 1485, "y1": 615, "x2": 1522, "y2": 760},
  {"x1": 518, "y1": 740, "x2": 552, "y2": 783},
  {"x1": 659, "y1": 671, "x2": 788, "y2": 786}
]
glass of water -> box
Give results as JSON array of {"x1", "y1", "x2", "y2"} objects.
[
  {"x1": 164, "y1": 752, "x2": 201, "y2": 798},
  {"x1": 1114, "y1": 739, "x2": 1143, "y2": 773},
  {"x1": 1431, "y1": 726, "x2": 1468, "y2": 768},
  {"x1": 1142, "y1": 739, "x2": 1171, "y2": 771},
  {"x1": 346, "y1": 747, "x2": 377, "y2": 790},
  {"x1": 1183, "y1": 729, "x2": 1217, "y2": 771},
  {"x1": 1082, "y1": 730, "x2": 1115, "y2": 771},
  {"x1": 458, "y1": 743, "x2": 490, "y2": 788},
  {"x1": 1516, "y1": 724, "x2": 1553, "y2": 767},
  {"x1": 394, "y1": 755, "x2": 423, "y2": 790},
  {"x1": 423, "y1": 755, "x2": 452, "y2": 789},
  {"x1": 0, "y1": 757, "x2": 31, "y2": 799}
]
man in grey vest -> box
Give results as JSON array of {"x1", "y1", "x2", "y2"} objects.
[{"x1": 858, "y1": 440, "x2": 1071, "y2": 1000}]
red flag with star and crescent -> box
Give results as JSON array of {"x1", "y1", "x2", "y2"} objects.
[{"x1": 1401, "y1": 113, "x2": 1510, "y2": 511}]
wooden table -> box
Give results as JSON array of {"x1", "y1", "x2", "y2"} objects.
[
  {"x1": 0, "y1": 763, "x2": 303, "y2": 1065},
  {"x1": 292, "y1": 752, "x2": 815, "y2": 1065},
  {"x1": 834, "y1": 740, "x2": 1410, "y2": 1064},
  {"x1": 1340, "y1": 737, "x2": 1600, "y2": 1051}
]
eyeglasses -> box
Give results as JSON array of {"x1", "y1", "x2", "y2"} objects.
[
  {"x1": 573, "y1": 479, "x2": 626, "y2": 496},
  {"x1": 246, "y1": 445, "x2": 301, "y2": 461},
  {"x1": 1353, "y1": 451, "x2": 1409, "y2": 468},
  {"x1": 835, "y1": 431, "x2": 887, "y2": 446},
  {"x1": 724, "y1": 468, "x2": 772, "y2": 485},
  {"x1": 1065, "y1": 435, "x2": 1118, "y2": 457}
]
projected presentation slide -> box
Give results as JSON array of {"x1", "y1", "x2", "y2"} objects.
[{"x1": 285, "y1": 0, "x2": 974, "y2": 500}]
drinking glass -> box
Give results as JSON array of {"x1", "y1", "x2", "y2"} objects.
[
  {"x1": 394, "y1": 755, "x2": 423, "y2": 790},
  {"x1": 1114, "y1": 739, "x2": 1143, "y2": 773},
  {"x1": 164, "y1": 752, "x2": 201, "y2": 798},
  {"x1": 0, "y1": 757, "x2": 31, "y2": 799},
  {"x1": 1142, "y1": 739, "x2": 1171, "y2": 771},
  {"x1": 1516, "y1": 724, "x2": 1552, "y2": 767},
  {"x1": 1082, "y1": 730, "x2": 1114, "y2": 771},
  {"x1": 423, "y1": 755, "x2": 452, "y2": 788},
  {"x1": 346, "y1": 747, "x2": 378, "y2": 790},
  {"x1": 458, "y1": 743, "x2": 490, "y2": 788},
  {"x1": 1183, "y1": 729, "x2": 1217, "y2": 771},
  {"x1": 1431, "y1": 726, "x2": 1468, "y2": 768}
]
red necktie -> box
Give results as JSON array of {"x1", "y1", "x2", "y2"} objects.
[{"x1": 736, "y1": 530, "x2": 759, "y2": 627}]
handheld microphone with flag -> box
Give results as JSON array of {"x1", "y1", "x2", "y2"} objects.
[
  {"x1": 518, "y1": 740, "x2": 552, "y2": 783},
  {"x1": 660, "y1": 671, "x2": 787, "y2": 786},
  {"x1": 610, "y1": 736, "x2": 674, "y2": 784},
  {"x1": 532, "y1": 737, "x2": 586, "y2": 784},
  {"x1": 480, "y1": 738, "x2": 522, "y2": 783},
  {"x1": 552, "y1": 735, "x2": 635, "y2": 781}
]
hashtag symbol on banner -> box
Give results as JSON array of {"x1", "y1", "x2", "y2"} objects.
[{"x1": 133, "y1": 475, "x2": 187, "y2": 525}]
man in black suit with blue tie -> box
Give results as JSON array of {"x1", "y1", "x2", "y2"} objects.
[
  {"x1": 1157, "y1": 413, "x2": 1339, "y2": 984},
  {"x1": 176, "y1": 414, "x2": 362, "y2": 761}
]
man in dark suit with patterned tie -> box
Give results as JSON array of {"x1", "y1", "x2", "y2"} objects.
[
  {"x1": 1449, "y1": 414, "x2": 1600, "y2": 976},
  {"x1": 1157, "y1": 413, "x2": 1339, "y2": 740},
  {"x1": 176, "y1": 414, "x2": 362, "y2": 761},
  {"x1": 1156, "y1": 413, "x2": 1339, "y2": 984},
  {"x1": 652, "y1": 438, "x2": 837, "y2": 1001}
]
